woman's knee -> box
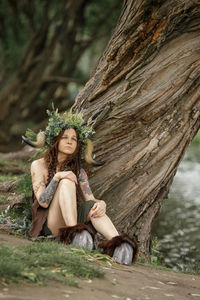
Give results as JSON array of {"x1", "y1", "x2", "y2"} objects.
[
  {"x1": 58, "y1": 179, "x2": 76, "y2": 191},
  {"x1": 58, "y1": 180, "x2": 77, "y2": 205},
  {"x1": 59, "y1": 178, "x2": 76, "y2": 185}
]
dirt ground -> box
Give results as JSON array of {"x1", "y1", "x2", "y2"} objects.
[{"x1": 0, "y1": 230, "x2": 200, "y2": 300}]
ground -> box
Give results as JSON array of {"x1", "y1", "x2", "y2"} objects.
[{"x1": 0, "y1": 230, "x2": 200, "y2": 300}]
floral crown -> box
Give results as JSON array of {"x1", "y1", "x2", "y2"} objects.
[
  {"x1": 45, "y1": 108, "x2": 94, "y2": 146},
  {"x1": 22, "y1": 106, "x2": 104, "y2": 166},
  {"x1": 24, "y1": 107, "x2": 94, "y2": 147}
]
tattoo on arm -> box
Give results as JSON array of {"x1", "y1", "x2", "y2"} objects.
[
  {"x1": 79, "y1": 169, "x2": 93, "y2": 196},
  {"x1": 39, "y1": 179, "x2": 59, "y2": 207}
]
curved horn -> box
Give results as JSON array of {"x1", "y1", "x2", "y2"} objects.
[
  {"x1": 84, "y1": 139, "x2": 105, "y2": 166},
  {"x1": 22, "y1": 131, "x2": 46, "y2": 148}
]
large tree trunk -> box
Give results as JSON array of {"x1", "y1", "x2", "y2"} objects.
[{"x1": 73, "y1": 0, "x2": 200, "y2": 259}]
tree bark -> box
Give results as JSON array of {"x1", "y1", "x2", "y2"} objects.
[{"x1": 73, "y1": 0, "x2": 200, "y2": 259}]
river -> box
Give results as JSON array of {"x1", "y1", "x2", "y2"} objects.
[{"x1": 152, "y1": 142, "x2": 200, "y2": 272}]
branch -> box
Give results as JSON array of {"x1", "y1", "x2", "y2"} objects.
[
  {"x1": 76, "y1": 32, "x2": 111, "y2": 44},
  {"x1": 43, "y1": 76, "x2": 87, "y2": 84},
  {"x1": 19, "y1": 0, "x2": 36, "y2": 36}
]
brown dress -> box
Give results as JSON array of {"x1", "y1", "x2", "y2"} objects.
[{"x1": 29, "y1": 191, "x2": 49, "y2": 238}]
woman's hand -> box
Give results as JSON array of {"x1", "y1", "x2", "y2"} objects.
[
  {"x1": 91, "y1": 200, "x2": 106, "y2": 218},
  {"x1": 54, "y1": 171, "x2": 78, "y2": 184}
]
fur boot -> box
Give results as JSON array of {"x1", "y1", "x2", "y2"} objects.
[
  {"x1": 98, "y1": 234, "x2": 138, "y2": 265},
  {"x1": 59, "y1": 224, "x2": 94, "y2": 250}
]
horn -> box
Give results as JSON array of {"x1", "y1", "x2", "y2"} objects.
[
  {"x1": 22, "y1": 131, "x2": 46, "y2": 148},
  {"x1": 84, "y1": 139, "x2": 105, "y2": 166}
]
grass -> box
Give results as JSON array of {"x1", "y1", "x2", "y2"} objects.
[
  {"x1": 17, "y1": 173, "x2": 32, "y2": 195},
  {"x1": 136, "y1": 237, "x2": 181, "y2": 273},
  {"x1": 0, "y1": 175, "x2": 18, "y2": 182},
  {"x1": 0, "y1": 195, "x2": 9, "y2": 204},
  {"x1": 184, "y1": 264, "x2": 200, "y2": 275},
  {"x1": 0, "y1": 241, "x2": 105, "y2": 286},
  {"x1": 0, "y1": 174, "x2": 32, "y2": 234}
]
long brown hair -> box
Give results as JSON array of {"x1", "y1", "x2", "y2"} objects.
[{"x1": 44, "y1": 129, "x2": 84, "y2": 204}]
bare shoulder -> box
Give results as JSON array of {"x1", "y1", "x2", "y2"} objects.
[
  {"x1": 31, "y1": 158, "x2": 46, "y2": 169},
  {"x1": 31, "y1": 158, "x2": 48, "y2": 178}
]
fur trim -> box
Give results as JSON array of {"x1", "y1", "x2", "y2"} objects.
[
  {"x1": 59, "y1": 223, "x2": 95, "y2": 244},
  {"x1": 98, "y1": 234, "x2": 138, "y2": 263}
]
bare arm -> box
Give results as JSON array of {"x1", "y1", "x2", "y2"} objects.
[
  {"x1": 31, "y1": 160, "x2": 78, "y2": 208},
  {"x1": 39, "y1": 178, "x2": 59, "y2": 208},
  {"x1": 79, "y1": 168, "x2": 106, "y2": 217},
  {"x1": 79, "y1": 168, "x2": 95, "y2": 201},
  {"x1": 39, "y1": 171, "x2": 78, "y2": 208},
  {"x1": 31, "y1": 160, "x2": 58, "y2": 208}
]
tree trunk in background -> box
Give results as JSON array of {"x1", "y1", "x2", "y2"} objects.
[
  {"x1": 73, "y1": 0, "x2": 200, "y2": 259},
  {"x1": 0, "y1": 0, "x2": 121, "y2": 150},
  {"x1": 0, "y1": 0, "x2": 86, "y2": 148}
]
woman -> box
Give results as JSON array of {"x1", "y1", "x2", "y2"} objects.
[{"x1": 23, "y1": 108, "x2": 138, "y2": 265}]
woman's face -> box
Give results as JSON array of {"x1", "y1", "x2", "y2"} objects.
[{"x1": 58, "y1": 128, "x2": 78, "y2": 156}]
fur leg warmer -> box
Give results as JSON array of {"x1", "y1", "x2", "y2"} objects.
[
  {"x1": 59, "y1": 224, "x2": 94, "y2": 250},
  {"x1": 98, "y1": 234, "x2": 138, "y2": 265}
]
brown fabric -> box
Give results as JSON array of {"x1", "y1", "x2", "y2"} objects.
[
  {"x1": 59, "y1": 223, "x2": 95, "y2": 244},
  {"x1": 29, "y1": 191, "x2": 49, "y2": 238},
  {"x1": 98, "y1": 234, "x2": 138, "y2": 263}
]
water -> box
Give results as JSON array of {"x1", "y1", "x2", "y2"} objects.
[{"x1": 152, "y1": 143, "x2": 200, "y2": 272}]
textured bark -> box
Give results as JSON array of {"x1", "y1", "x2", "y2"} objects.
[{"x1": 73, "y1": 0, "x2": 200, "y2": 258}]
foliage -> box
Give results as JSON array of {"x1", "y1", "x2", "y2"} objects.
[
  {"x1": 192, "y1": 129, "x2": 200, "y2": 145},
  {"x1": 0, "y1": 0, "x2": 122, "y2": 150},
  {"x1": 45, "y1": 107, "x2": 94, "y2": 147},
  {"x1": 0, "y1": 242, "x2": 104, "y2": 286},
  {"x1": 0, "y1": 0, "x2": 121, "y2": 86},
  {"x1": 150, "y1": 237, "x2": 164, "y2": 265},
  {"x1": 0, "y1": 175, "x2": 17, "y2": 182},
  {"x1": 0, "y1": 174, "x2": 32, "y2": 235},
  {"x1": 137, "y1": 237, "x2": 176, "y2": 273},
  {"x1": 25, "y1": 106, "x2": 95, "y2": 152},
  {"x1": 24, "y1": 128, "x2": 37, "y2": 142},
  {"x1": 0, "y1": 195, "x2": 8, "y2": 204},
  {"x1": 147, "y1": 236, "x2": 200, "y2": 275}
]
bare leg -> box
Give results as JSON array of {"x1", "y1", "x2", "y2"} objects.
[
  {"x1": 88, "y1": 212, "x2": 119, "y2": 240},
  {"x1": 47, "y1": 179, "x2": 77, "y2": 236}
]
